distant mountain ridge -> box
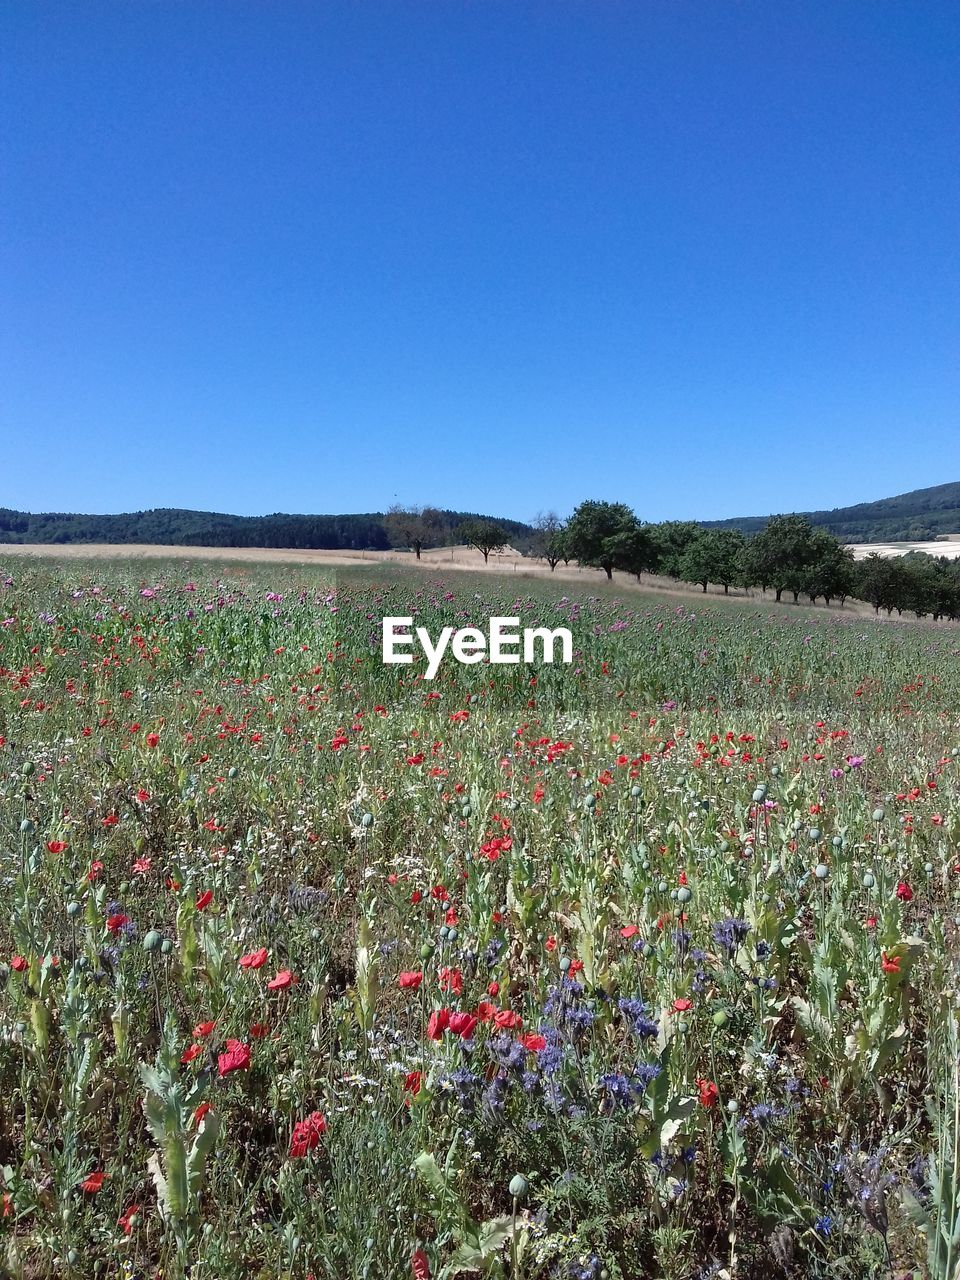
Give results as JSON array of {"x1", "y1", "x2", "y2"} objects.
[
  {"x1": 702, "y1": 481, "x2": 960, "y2": 544},
  {"x1": 0, "y1": 507, "x2": 534, "y2": 551},
  {"x1": 2, "y1": 481, "x2": 958, "y2": 550}
]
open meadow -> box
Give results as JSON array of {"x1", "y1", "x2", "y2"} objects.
[{"x1": 2, "y1": 555, "x2": 960, "y2": 1280}]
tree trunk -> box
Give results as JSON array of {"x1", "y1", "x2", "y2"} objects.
[
  {"x1": 702, "y1": 581, "x2": 708, "y2": 592},
  {"x1": 775, "y1": 588, "x2": 783, "y2": 602},
  {"x1": 792, "y1": 591, "x2": 800, "y2": 604},
  {"x1": 604, "y1": 565, "x2": 613, "y2": 580},
  {"x1": 724, "y1": 584, "x2": 729, "y2": 595},
  {"x1": 483, "y1": 550, "x2": 489, "y2": 563},
  {"x1": 414, "y1": 543, "x2": 422, "y2": 560}
]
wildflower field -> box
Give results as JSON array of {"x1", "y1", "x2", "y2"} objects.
[{"x1": 2, "y1": 557, "x2": 960, "y2": 1280}]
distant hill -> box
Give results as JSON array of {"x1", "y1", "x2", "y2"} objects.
[
  {"x1": 703, "y1": 481, "x2": 960, "y2": 543},
  {"x1": 0, "y1": 507, "x2": 534, "y2": 551}
]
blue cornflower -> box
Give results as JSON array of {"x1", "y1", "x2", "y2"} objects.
[
  {"x1": 598, "y1": 1072, "x2": 637, "y2": 1112},
  {"x1": 712, "y1": 918, "x2": 750, "y2": 955},
  {"x1": 634, "y1": 1062, "x2": 662, "y2": 1091},
  {"x1": 487, "y1": 1033, "x2": 525, "y2": 1073},
  {"x1": 618, "y1": 996, "x2": 659, "y2": 1039},
  {"x1": 750, "y1": 1103, "x2": 777, "y2": 1126}
]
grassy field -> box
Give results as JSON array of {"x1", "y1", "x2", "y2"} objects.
[{"x1": 1, "y1": 554, "x2": 958, "y2": 1279}]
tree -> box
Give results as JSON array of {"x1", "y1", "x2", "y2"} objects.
[
  {"x1": 531, "y1": 512, "x2": 567, "y2": 571},
  {"x1": 677, "y1": 529, "x2": 746, "y2": 594},
  {"x1": 383, "y1": 505, "x2": 444, "y2": 560},
  {"x1": 565, "y1": 500, "x2": 641, "y2": 580},
  {"x1": 460, "y1": 519, "x2": 508, "y2": 564},
  {"x1": 856, "y1": 554, "x2": 907, "y2": 615},
  {"x1": 802, "y1": 531, "x2": 855, "y2": 606},
  {"x1": 649, "y1": 521, "x2": 703, "y2": 580},
  {"x1": 746, "y1": 515, "x2": 820, "y2": 603}
]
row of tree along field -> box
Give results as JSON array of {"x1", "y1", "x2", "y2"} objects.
[{"x1": 435, "y1": 499, "x2": 960, "y2": 619}]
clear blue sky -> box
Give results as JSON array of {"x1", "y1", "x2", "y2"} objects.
[{"x1": 2, "y1": 1, "x2": 958, "y2": 524}]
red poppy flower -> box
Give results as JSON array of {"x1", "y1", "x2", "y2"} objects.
[
  {"x1": 438, "y1": 967, "x2": 463, "y2": 995},
  {"x1": 118, "y1": 1203, "x2": 140, "y2": 1235},
  {"x1": 249, "y1": 1022, "x2": 271, "y2": 1038},
  {"x1": 218, "y1": 1040, "x2": 251, "y2": 1076},
  {"x1": 620, "y1": 925, "x2": 639, "y2": 939},
  {"x1": 239, "y1": 947, "x2": 268, "y2": 969},
  {"x1": 426, "y1": 1009, "x2": 450, "y2": 1040},
  {"x1": 403, "y1": 1070, "x2": 422, "y2": 1096},
  {"x1": 46, "y1": 840, "x2": 67, "y2": 854},
  {"x1": 697, "y1": 1079, "x2": 719, "y2": 1108},
  {"x1": 106, "y1": 913, "x2": 131, "y2": 934},
  {"x1": 672, "y1": 998, "x2": 693, "y2": 1014},
  {"x1": 448, "y1": 1012, "x2": 479, "y2": 1039},
  {"x1": 398, "y1": 971, "x2": 424, "y2": 990},
  {"x1": 10, "y1": 955, "x2": 27, "y2": 973},
  {"x1": 195, "y1": 890, "x2": 213, "y2": 911},
  {"x1": 411, "y1": 1249, "x2": 430, "y2": 1280},
  {"x1": 181, "y1": 1043, "x2": 204, "y2": 1064},
  {"x1": 80, "y1": 1171, "x2": 107, "y2": 1193},
  {"x1": 267, "y1": 969, "x2": 294, "y2": 990},
  {"x1": 493, "y1": 1009, "x2": 522, "y2": 1031},
  {"x1": 881, "y1": 951, "x2": 901, "y2": 974},
  {"x1": 194, "y1": 1102, "x2": 212, "y2": 1126},
  {"x1": 132, "y1": 856, "x2": 152, "y2": 875},
  {"x1": 895, "y1": 881, "x2": 913, "y2": 902},
  {"x1": 290, "y1": 1110, "x2": 326, "y2": 1158},
  {"x1": 146, "y1": 733, "x2": 159, "y2": 749},
  {"x1": 192, "y1": 1020, "x2": 216, "y2": 1039},
  {"x1": 520, "y1": 1033, "x2": 546, "y2": 1052}
]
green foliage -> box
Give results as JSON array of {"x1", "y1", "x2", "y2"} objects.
[{"x1": 3, "y1": 554, "x2": 960, "y2": 1278}]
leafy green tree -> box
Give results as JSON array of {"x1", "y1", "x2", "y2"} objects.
[
  {"x1": 565, "y1": 500, "x2": 641, "y2": 580},
  {"x1": 460, "y1": 519, "x2": 508, "y2": 564},
  {"x1": 649, "y1": 521, "x2": 703, "y2": 579},
  {"x1": 746, "y1": 515, "x2": 821, "y2": 603},
  {"x1": 678, "y1": 529, "x2": 747, "y2": 594},
  {"x1": 856, "y1": 554, "x2": 908, "y2": 615},
  {"x1": 802, "y1": 530, "x2": 856, "y2": 606}
]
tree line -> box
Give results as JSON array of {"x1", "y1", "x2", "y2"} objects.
[{"x1": 529, "y1": 500, "x2": 960, "y2": 618}]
